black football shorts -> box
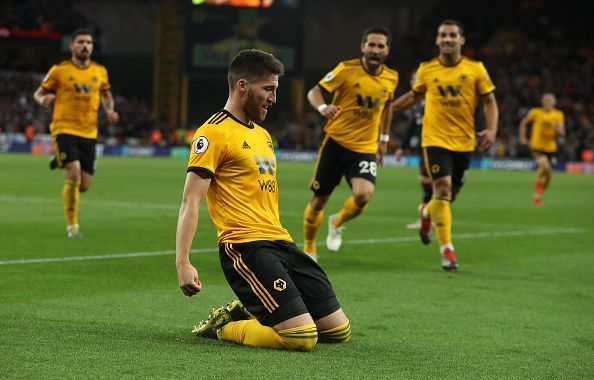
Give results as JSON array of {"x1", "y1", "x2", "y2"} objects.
[
  {"x1": 309, "y1": 137, "x2": 377, "y2": 196},
  {"x1": 219, "y1": 240, "x2": 340, "y2": 327},
  {"x1": 53, "y1": 133, "x2": 97, "y2": 175},
  {"x1": 422, "y1": 146, "x2": 470, "y2": 187}
]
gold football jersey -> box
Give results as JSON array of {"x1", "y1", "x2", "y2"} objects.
[
  {"x1": 41, "y1": 60, "x2": 111, "y2": 139},
  {"x1": 187, "y1": 110, "x2": 292, "y2": 245},
  {"x1": 413, "y1": 57, "x2": 495, "y2": 152},
  {"x1": 318, "y1": 58, "x2": 399, "y2": 154},
  {"x1": 527, "y1": 107, "x2": 564, "y2": 153}
]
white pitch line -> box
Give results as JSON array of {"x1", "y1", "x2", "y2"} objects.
[{"x1": 0, "y1": 227, "x2": 584, "y2": 266}]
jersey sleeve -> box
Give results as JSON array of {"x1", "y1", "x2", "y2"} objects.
[
  {"x1": 476, "y1": 62, "x2": 496, "y2": 95},
  {"x1": 412, "y1": 64, "x2": 427, "y2": 94},
  {"x1": 558, "y1": 111, "x2": 565, "y2": 125},
  {"x1": 525, "y1": 108, "x2": 536, "y2": 122},
  {"x1": 390, "y1": 73, "x2": 399, "y2": 101},
  {"x1": 187, "y1": 124, "x2": 227, "y2": 177},
  {"x1": 41, "y1": 65, "x2": 59, "y2": 91},
  {"x1": 318, "y1": 62, "x2": 347, "y2": 93},
  {"x1": 100, "y1": 66, "x2": 111, "y2": 91}
]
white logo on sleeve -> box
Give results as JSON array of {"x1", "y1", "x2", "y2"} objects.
[
  {"x1": 193, "y1": 136, "x2": 209, "y2": 154},
  {"x1": 323, "y1": 71, "x2": 335, "y2": 82}
]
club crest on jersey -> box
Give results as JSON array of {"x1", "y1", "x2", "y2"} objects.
[
  {"x1": 267, "y1": 141, "x2": 274, "y2": 152},
  {"x1": 323, "y1": 71, "x2": 335, "y2": 82},
  {"x1": 193, "y1": 136, "x2": 209, "y2": 154},
  {"x1": 273, "y1": 279, "x2": 286, "y2": 291}
]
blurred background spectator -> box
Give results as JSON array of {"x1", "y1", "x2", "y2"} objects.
[{"x1": 0, "y1": 0, "x2": 592, "y2": 160}]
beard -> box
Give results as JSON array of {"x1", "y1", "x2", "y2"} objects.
[
  {"x1": 364, "y1": 53, "x2": 384, "y2": 69},
  {"x1": 245, "y1": 92, "x2": 268, "y2": 123},
  {"x1": 75, "y1": 50, "x2": 90, "y2": 61}
]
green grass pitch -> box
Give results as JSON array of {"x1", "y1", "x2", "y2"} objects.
[{"x1": 1, "y1": 153, "x2": 593, "y2": 379}]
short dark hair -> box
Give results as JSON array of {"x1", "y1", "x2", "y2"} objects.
[
  {"x1": 439, "y1": 20, "x2": 464, "y2": 35},
  {"x1": 362, "y1": 26, "x2": 391, "y2": 45},
  {"x1": 228, "y1": 49, "x2": 285, "y2": 89},
  {"x1": 71, "y1": 28, "x2": 93, "y2": 40}
]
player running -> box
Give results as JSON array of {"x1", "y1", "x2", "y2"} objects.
[
  {"x1": 391, "y1": 20, "x2": 499, "y2": 270},
  {"x1": 302, "y1": 26, "x2": 399, "y2": 261},
  {"x1": 519, "y1": 93, "x2": 565, "y2": 205}
]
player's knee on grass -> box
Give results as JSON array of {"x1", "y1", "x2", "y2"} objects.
[
  {"x1": 277, "y1": 324, "x2": 318, "y2": 351},
  {"x1": 314, "y1": 309, "x2": 350, "y2": 344}
]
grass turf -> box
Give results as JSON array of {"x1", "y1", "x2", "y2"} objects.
[{"x1": 0, "y1": 153, "x2": 593, "y2": 379}]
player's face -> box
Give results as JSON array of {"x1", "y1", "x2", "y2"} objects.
[
  {"x1": 361, "y1": 33, "x2": 390, "y2": 72},
  {"x1": 245, "y1": 74, "x2": 279, "y2": 122},
  {"x1": 542, "y1": 94, "x2": 556, "y2": 109},
  {"x1": 436, "y1": 24, "x2": 464, "y2": 56},
  {"x1": 70, "y1": 35, "x2": 93, "y2": 61}
]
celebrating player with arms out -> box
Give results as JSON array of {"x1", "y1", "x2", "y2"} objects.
[
  {"x1": 303, "y1": 26, "x2": 398, "y2": 261},
  {"x1": 33, "y1": 29, "x2": 119, "y2": 238},
  {"x1": 176, "y1": 50, "x2": 350, "y2": 351},
  {"x1": 519, "y1": 93, "x2": 565, "y2": 206},
  {"x1": 392, "y1": 20, "x2": 499, "y2": 270}
]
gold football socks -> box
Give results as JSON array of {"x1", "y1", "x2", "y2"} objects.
[
  {"x1": 63, "y1": 179, "x2": 80, "y2": 227},
  {"x1": 303, "y1": 203, "x2": 323, "y2": 254},
  {"x1": 427, "y1": 196, "x2": 452, "y2": 246},
  {"x1": 333, "y1": 196, "x2": 367, "y2": 227},
  {"x1": 218, "y1": 319, "x2": 318, "y2": 351},
  {"x1": 318, "y1": 320, "x2": 351, "y2": 343}
]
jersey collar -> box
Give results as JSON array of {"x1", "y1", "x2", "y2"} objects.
[{"x1": 222, "y1": 109, "x2": 254, "y2": 129}]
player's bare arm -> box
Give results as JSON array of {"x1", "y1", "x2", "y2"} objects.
[
  {"x1": 477, "y1": 92, "x2": 499, "y2": 151},
  {"x1": 176, "y1": 171, "x2": 211, "y2": 297},
  {"x1": 33, "y1": 86, "x2": 55, "y2": 108},
  {"x1": 391, "y1": 90, "x2": 424, "y2": 114},
  {"x1": 377, "y1": 102, "x2": 393, "y2": 165},
  {"x1": 557, "y1": 120, "x2": 566, "y2": 136},
  {"x1": 518, "y1": 114, "x2": 530, "y2": 146},
  {"x1": 100, "y1": 90, "x2": 120, "y2": 123},
  {"x1": 307, "y1": 84, "x2": 339, "y2": 118}
]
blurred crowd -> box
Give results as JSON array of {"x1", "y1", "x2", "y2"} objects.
[
  {"x1": 0, "y1": 0, "x2": 592, "y2": 161},
  {"x1": 0, "y1": 0, "x2": 85, "y2": 36},
  {"x1": 392, "y1": 0, "x2": 593, "y2": 161}
]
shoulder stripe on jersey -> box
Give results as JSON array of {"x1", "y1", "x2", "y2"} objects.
[
  {"x1": 206, "y1": 112, "x2": 222, "y2": 124},
  {"x1": 212, "y1": 113, "x2": 228, "y2": 124}
]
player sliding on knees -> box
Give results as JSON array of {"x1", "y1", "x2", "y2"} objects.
[{"x1": 176, "y1": 50, "x2": 350, "y2": 351}]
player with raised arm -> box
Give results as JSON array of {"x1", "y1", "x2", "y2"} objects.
[
  {"x1": 302, "y1": 26, "x2": 398, "y2": 261},
  {"x1": 391, "y1": 20, "x2": 498, "y2": 270},
  {"x1": 176, "y1": 49, "x2": 350, "y2": 351}
]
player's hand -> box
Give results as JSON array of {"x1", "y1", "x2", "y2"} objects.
[
  {"x1": 519, "y1": 137, "x2": 529, "y2": 146},
  {"x1": 376, "y1": 141, "x2": 388, "y2": 166},
  {"x1": 107, "y1": 111, "x2": 120, "y2": 124},
  {"x1": 319, "y1": 104, "x2": 340, "y2": 119},
  {"x1": 177, "y1": 262, "x2": 202, "y2": 297},
  {"x1": 477, "y1": 129, "x2": 496, "y2": 152},
  {"x1": 393, "y1": 147, "x2": 403, "y2": 161},
  {"x1": 41, "y1": 94, "x2": 55, "y2": 108}
]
